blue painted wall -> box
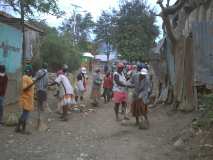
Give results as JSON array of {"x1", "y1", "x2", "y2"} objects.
[{"x1": 0, "y1": 22, "x2": 22, "y2": 73}]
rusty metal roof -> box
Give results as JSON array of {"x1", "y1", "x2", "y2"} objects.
[{"x1": 0, "y1": 11, "x2": 44, "y2": 33}]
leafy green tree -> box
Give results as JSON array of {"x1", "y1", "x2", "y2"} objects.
[
  {"x1": 1, "y1": 0, "x2": 63, "y2": 17},
  {"x1": 41, "y1": 34, "x2": 80, "y2": 71},
  {"x1": 94, "y1": 11, "x2": 114, "y2": 45},
  {"x1": 37, "y1": 23, "x2": 80, "y2": 72},
  {"x1": 60, "y1": 12, "x2": 95, "y2": 52},
  {"x1": 94, "y1": 11, "x2": 117, "y2": 61},
  {"x1": 113, "y1": 0, "x2": 159, "y2": 61},
  {"x1": 94, "y1": 0, "x2": 159, "y2": 61}
]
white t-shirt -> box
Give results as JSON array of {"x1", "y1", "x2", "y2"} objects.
[
  {"x1": 76, "y1": 80, "x2": 85, "y2": 92},
  {"x1": 113, "y1": 71, "x2": 127, "y2": 92},
  {"x1": 55, "y1": 74, "x2": 74, "y2": 95}
]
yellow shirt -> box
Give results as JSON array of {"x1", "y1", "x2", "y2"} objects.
[{"x1": 19, "y1": 75, "x2": 34, "y2": 112}]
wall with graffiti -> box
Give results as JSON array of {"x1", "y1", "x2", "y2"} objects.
[{"x1": 0, "y1": 22, "x2": 22, "y2": 73}]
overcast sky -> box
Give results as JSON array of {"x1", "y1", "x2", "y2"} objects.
[
  {"x1": 44, "y1": 0, "x2": 176, "y2": 40},
  {"x1": 46, "y1": 0, "x2": 176, "y2": 25}
]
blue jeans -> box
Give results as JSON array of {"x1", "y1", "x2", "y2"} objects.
[{"x1": 0, "y1": 96, "x2": 4, "y2": 122}]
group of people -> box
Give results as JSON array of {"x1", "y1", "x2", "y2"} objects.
[
  {"x1": 90, "y1": 62, "x2": 151, "y2": 129},
  {"x1": 112, "y1": 63, "x2": 151, "y2": 129},
  {"x1": 0, "y1": 63, "x2": 88, "y2": 134},
  {"x1": 0, "y1": 61, "x2": 151, "y2": 134}
]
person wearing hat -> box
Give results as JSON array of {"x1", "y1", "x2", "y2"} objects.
[
  {"x1": 62, "y1": 64, "x2": 73, "y2": 83},
  {"x1": 16, "y1": 66, "x2": 35, "y2": 134},
  {"x1": 130, "y1": 68, "x2": 149, "y2": 129},
  {"x1": 90, "y1": 68, "x2": 102, "y2": 106},
  {"x1": 0, "y1": 65, "x2": 8, "y2": 125},
  {"x1": 113, "y1": 63, "x2": 128, "y2": 121},
  {"x1": 49, "y1": 68, "x2": 75, "y2": 121},
  {"x1": 35, "y1": 62, "x2": 49, "y2": 112}
]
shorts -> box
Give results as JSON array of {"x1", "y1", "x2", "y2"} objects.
[
  {"x1": 113, "y1": 91, "x2": 128, "y2": 104},
  {"x1": 60, "y1": 94, "x2": 76, "y2": 107}
]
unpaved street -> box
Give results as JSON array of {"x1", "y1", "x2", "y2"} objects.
[{"x1": 0, "y1": 91, "x2": 195, "y2": 160}]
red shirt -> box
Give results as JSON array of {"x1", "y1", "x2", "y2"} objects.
[
  {"x1": 0, "y1": 74, "x2": 8, "y2": 96},
  {"x1": 103, "y1": 75, "x2": 113, "y2": 89}
]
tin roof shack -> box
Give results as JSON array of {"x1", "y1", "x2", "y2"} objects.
[
  {"x1": 0, "y1": 12, "x2": 43, "y2": 107},
  {"x1": 94, "y1": 54, "x2": 117, "y2": 73}
]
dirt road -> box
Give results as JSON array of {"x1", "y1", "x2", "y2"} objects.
[{"x1": 0, "y1": 90, "x2": 196, "y2": 160}]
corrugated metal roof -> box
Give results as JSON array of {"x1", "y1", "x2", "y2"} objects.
[
  {"x1": 0, "y1": 11, "x2": 44, "y2": 33},
  {"x1": 95, "y1": 54, "x2": 117, "y2": 62}
]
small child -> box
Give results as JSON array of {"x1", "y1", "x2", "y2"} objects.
[{"x1": 103, "y1": 72, "x2": 113, "y2": 103}]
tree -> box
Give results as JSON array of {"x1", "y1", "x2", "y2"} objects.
[
  {"x1": 113, "y1": 0, "x2": 159, "y2": 61},
  {"x1": 1, "y1": 0, "x2": 63, "y2": 17},
  {"x1": 94, "y1": 11, "x2": 114, "y2": 44},
  {"x1": 94, "y1": 11, "x2": 115, "y2": 61},
  {"x1": 60, "y1": 12, "x2": 95, "y2": 52},
  {"x1": 156, "y1": 0, "x2": 196, "y2": 111},
  {"x1": 40, "y1": 29, "x2": 80, "y2": 71}
]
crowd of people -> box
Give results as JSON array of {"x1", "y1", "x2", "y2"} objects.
[
  {"x1": 88, "y1": 62, "x2": 152, "y2": 129},
  {"x1": 0, "y1": 61, "x2": 152, "y2": 134},
  {"x1": 94, "y1": 62, "x2": 152, "y2": 129}
]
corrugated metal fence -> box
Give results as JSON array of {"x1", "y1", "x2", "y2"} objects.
[{"x1": 192, "y1": 21, "x2": 213, "y2": 89}]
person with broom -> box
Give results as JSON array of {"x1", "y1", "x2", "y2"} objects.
[{"x1": 15, "y1": 65, "x2": 47, "y2": 134}]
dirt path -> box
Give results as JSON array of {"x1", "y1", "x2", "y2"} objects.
[{"x1": 0, "y1": 90, "x2": 196, "y2": 160}]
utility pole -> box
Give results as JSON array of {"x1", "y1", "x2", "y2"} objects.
[
  {"x1": 70, "y1": 4, "x2": 86, "y2": 45},
  {"x1": 20, "y1": 0, "x2": 25, "y2": 65},
  {"x1": 106, "y1": 20, "x2": 112, "y2": 65},
  {"x1": 106, "y1": 28, "x2": 110, "y2": 64}
]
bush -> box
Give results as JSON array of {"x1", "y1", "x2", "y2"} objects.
[
  {"x1": 39, "y1": 29, "x2": 81, "y2": 72},
  {"x1": 193, "y1": 93, "x2": 213, "y2": 129}
]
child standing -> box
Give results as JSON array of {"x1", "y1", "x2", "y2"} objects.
[{"x1": 103, "y1": 72, "x2": 113, "y2": 103}]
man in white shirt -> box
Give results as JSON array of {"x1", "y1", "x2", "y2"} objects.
[{"x1": 49, "y1": 71, "x2": 75, "y2": 121}]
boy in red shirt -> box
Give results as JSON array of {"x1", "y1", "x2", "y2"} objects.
[{"x1": 103, "y1": 72, "x2": 113, "y2": 103}]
